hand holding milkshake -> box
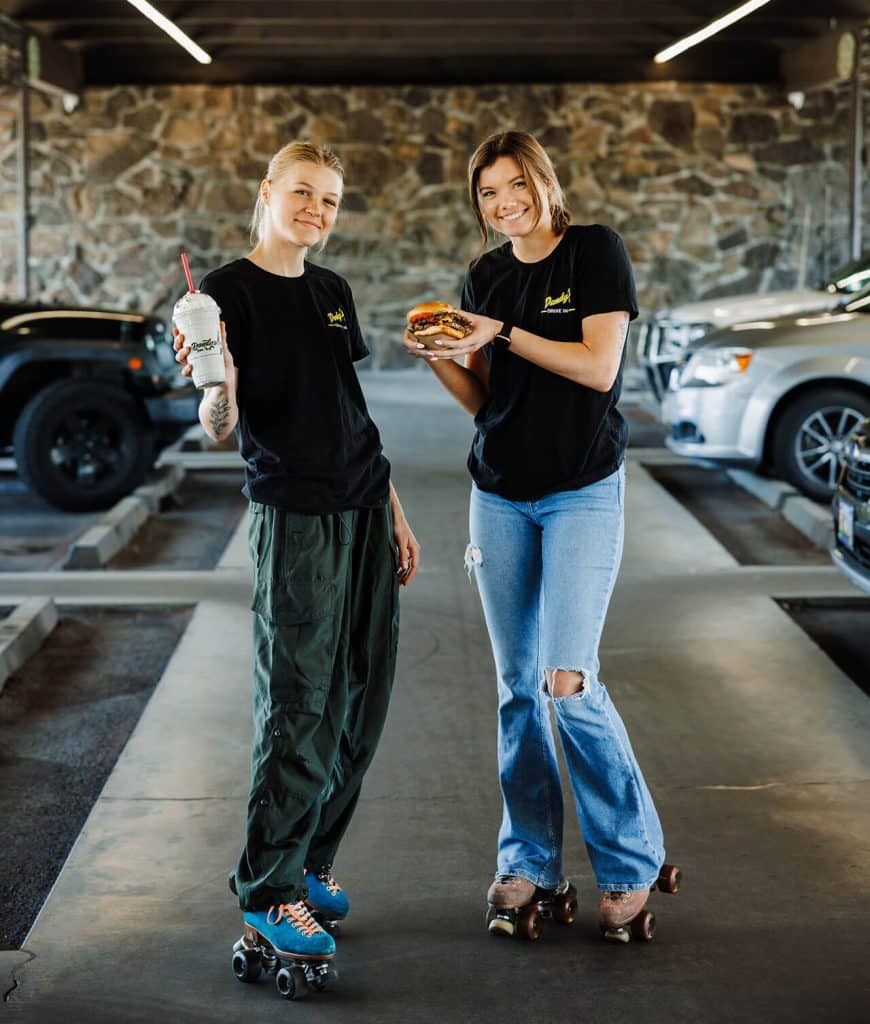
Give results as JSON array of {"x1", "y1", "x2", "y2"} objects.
[
  {"x1": 173, "y1": 253, "x2": 239, "y2": 443},
  {"x1": 172, "y1": 253, "x2": 229, "y2": 389}
]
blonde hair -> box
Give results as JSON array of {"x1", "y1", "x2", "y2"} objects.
[
  {"x1": 467, "y1": 131, "x2": 570, "y2": 256},
  {"x1": 250, "y1": 141, "x2": 345, "y2": 250}
]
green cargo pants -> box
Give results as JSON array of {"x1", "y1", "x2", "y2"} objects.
[{"x1": 231, "y1": 500, "x2": 400, "y2": 911}]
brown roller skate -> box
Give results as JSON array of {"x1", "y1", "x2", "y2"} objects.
[
  {"x1": 599, "y1": 863, "x2": 682, "y2": 944},
  {"x1": 486, "y1": 875, "x2": 578, "y2": 940}
]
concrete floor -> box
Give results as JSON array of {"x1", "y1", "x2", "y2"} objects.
[{"x1": 4, "y1": 376, "x2": 870, "y2": 1023}]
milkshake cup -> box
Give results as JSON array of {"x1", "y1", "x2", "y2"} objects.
[
  {"x1": 173, "y1": 290, "x2": 225, "y2": 388},
  {"x1": 173, "y1": 253, "x2": 226, "y2": 389}
]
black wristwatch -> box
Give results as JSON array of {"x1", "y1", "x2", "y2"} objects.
[{"x1": 494, "y1": 321, "x2": 513, "y2": 350}]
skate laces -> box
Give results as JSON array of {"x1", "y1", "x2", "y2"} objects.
[
  {"x1": 267, "y1": 901, "x2": 321, "y2": 937},
  {"x1": 316, "y1": 868, "x2": 341, "y2": 896}
]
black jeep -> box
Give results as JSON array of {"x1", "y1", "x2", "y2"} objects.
[{"x1": 1, "y1": 300, "x2": 198, "y2": 512}]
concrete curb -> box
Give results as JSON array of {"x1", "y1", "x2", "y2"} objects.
[
  {"x1": 724, "y1": 467, "x2": 834, "y2": 548},
  {"x1": 64, "y1": 466, "x2": 188, "y2": 569},
  {"x1": 646, "y1": 459, "x2": 835, "y2": 551},
  {"x1": 133, "y1": 463, "x2": 186, "y2": 514},
  {"x1": 781, "y1": 493, "x2": 834, "y2": 549},
  {"x1": 64, "y1": 496, "x2": 150, "y2": 569},
  {"x1": 0, "y1": 597, "x2": 58, "y2": 695},
  {"x1": 726, "y1": 469, "x2": 797, "y2": 511},
  {"x1": 179, "y1": 423, "x2": 207, "y2": 451}
]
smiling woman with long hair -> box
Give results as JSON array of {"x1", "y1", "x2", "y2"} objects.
[{"x1": 404, "y1": 130, "x2": 674, "y2": 943}]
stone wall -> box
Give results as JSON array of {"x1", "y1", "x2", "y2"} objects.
[{"x1": 0, "y1": 80, "x2": 862, "y2": 367}]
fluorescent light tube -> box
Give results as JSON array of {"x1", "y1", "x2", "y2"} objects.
[
  {"x1": 655, "y1": 0, "x2": 773, "y2": 64},
  {"x1": 125, "y1": 0, "x2": 212, "y2": 64}
]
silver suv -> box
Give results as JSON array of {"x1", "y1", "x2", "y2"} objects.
[
  {"x1": 639, "y1": 256, "x2": 870, "y2": 401},
  {"x1": 662, "y1": 287, "x2": 870, "y2": 501}
]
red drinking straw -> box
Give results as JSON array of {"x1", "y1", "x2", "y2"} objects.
[{"x1": 180, "y1": 252, "x2": 196, "y2": 293}]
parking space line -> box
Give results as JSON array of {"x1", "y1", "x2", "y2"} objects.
[{"x1": 157, "y1": 451, "x2": 244, "y2": 470}]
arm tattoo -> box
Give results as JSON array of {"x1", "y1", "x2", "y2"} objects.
[{"x1": 209, "y1": 394, "x2": 231, "y2": 436}]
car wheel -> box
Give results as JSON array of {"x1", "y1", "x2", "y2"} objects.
[
  {"x1": 12, "y1": 379, "x2": 154, "y2": 512},
  {"x1": 772, "y1": 387, "x2": 870, "y2": 502}
]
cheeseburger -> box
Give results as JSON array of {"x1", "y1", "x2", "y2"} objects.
[{"x1": 406, "y1": 302, "x2": 473, "y2": 345}]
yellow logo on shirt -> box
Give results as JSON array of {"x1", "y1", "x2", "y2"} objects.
[
  {"x1": 542, "y1": 288, "x2": 576, "y2": 314},
  {"x1": 544, "y1": 288, "x2": 571, "y2": 308},
  {"x1": 327, "y1": 308, "x2": 347, "y2": 329}
]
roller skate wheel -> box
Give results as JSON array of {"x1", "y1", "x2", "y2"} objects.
[
  {"x1": 517, "y1": 905, "x2": 542, "y2": 941},
  {"x1": 630, "y1": 910, "x2": 656, "y2": 942},
  {"x1": 276, "y1": 965, "x2": 309, "y2": 1000},
  {"x1": 231, "y1": 947, "x2": 262, "y2": 983},
  {"x1": 486, "y1": 909, "x2": 515, "y2": 938},
  {"x1": 658, "y1": 864, "x2": 682, "y2": 894},
  {"x1": 555, "y1": 893, "x2": 578, "y2": 925}
]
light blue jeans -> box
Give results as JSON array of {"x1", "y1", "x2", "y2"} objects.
[{"x1": 467, "y1": 465, "x2": 664, "y2": 892}]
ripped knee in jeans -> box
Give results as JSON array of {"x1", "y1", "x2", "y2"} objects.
[
  {"x1": 544, "y1": 668, "x2": 587, "y2": 698},
  {"x1": 464, "y1": 543, "x2": 483, "y2": 581}
]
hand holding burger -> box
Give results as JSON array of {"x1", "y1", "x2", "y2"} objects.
[
  {"x1": 405, "y1": 302, "x2": 474, "y2": 349},
  {"x1": 403, "y1": 303, "x2": 504, "y2": 363}
]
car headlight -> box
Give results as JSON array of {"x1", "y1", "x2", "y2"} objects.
[
  {"x1": 679, "y1": 347, "x2": 754, "y2": 388},
  {"x1": 658, "y1": 321, "x2": 714, "y2": 357}
]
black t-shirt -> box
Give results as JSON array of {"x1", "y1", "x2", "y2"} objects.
[
  {"x1": 461, "y1": 224, "x2": 638, "y2": 501},
  {"x1": 200, "y1": 258, "x2": 390, "y2": 514}
]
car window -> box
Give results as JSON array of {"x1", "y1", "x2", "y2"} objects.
[{"x1": 0, "y1": 310, "x2": 144, "y2": 341}]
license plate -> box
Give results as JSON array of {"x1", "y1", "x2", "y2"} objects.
[{"x1": 838, "y1": 499, "x2": 855, "y2": 550}]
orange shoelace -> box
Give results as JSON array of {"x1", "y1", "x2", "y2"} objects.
[
  {"x1": 318, "y1": 872, "x2": 341, "y2": 896},
  {"x1": 306, "y1": 866, "x2": 341, "y2": 896},
  {"x1": 266, "y1": 901, "x2": 321, "y2": 936}
]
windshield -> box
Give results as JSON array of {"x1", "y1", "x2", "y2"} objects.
[{"x1": 827, "y1": 256, "x2": 870, "y2": 294}]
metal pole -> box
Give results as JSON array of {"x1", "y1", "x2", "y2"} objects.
[
  {"x1": 16, "y1": 77, "x2": 29, "y2": 299},
  {"x1": 849, "y1": 34, "x2": 863, "y2": 260}
]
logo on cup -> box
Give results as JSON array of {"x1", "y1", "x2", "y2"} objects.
[{"x1": 190, "y1": 338, "x2": 218, "y2": 353}]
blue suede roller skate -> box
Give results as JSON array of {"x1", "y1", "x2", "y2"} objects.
[
  {"x1": 304, "y1": 865, "x2": 350, "y2": 936},
  {"x1": 232, "y1": 901, "x2": 337, "y2": 1001}
]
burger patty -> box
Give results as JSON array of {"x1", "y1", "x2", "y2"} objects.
[{"x1": 412, "y1": 313, "x2": 471, "y2": 332}]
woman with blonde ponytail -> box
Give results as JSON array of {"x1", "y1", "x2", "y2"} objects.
[
  {"x1": 404, "y1": 130, "x2": 675, "y2": 945},
  {"x1": 174, "y1": 141, "x2": 419, "y2": 988}
]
